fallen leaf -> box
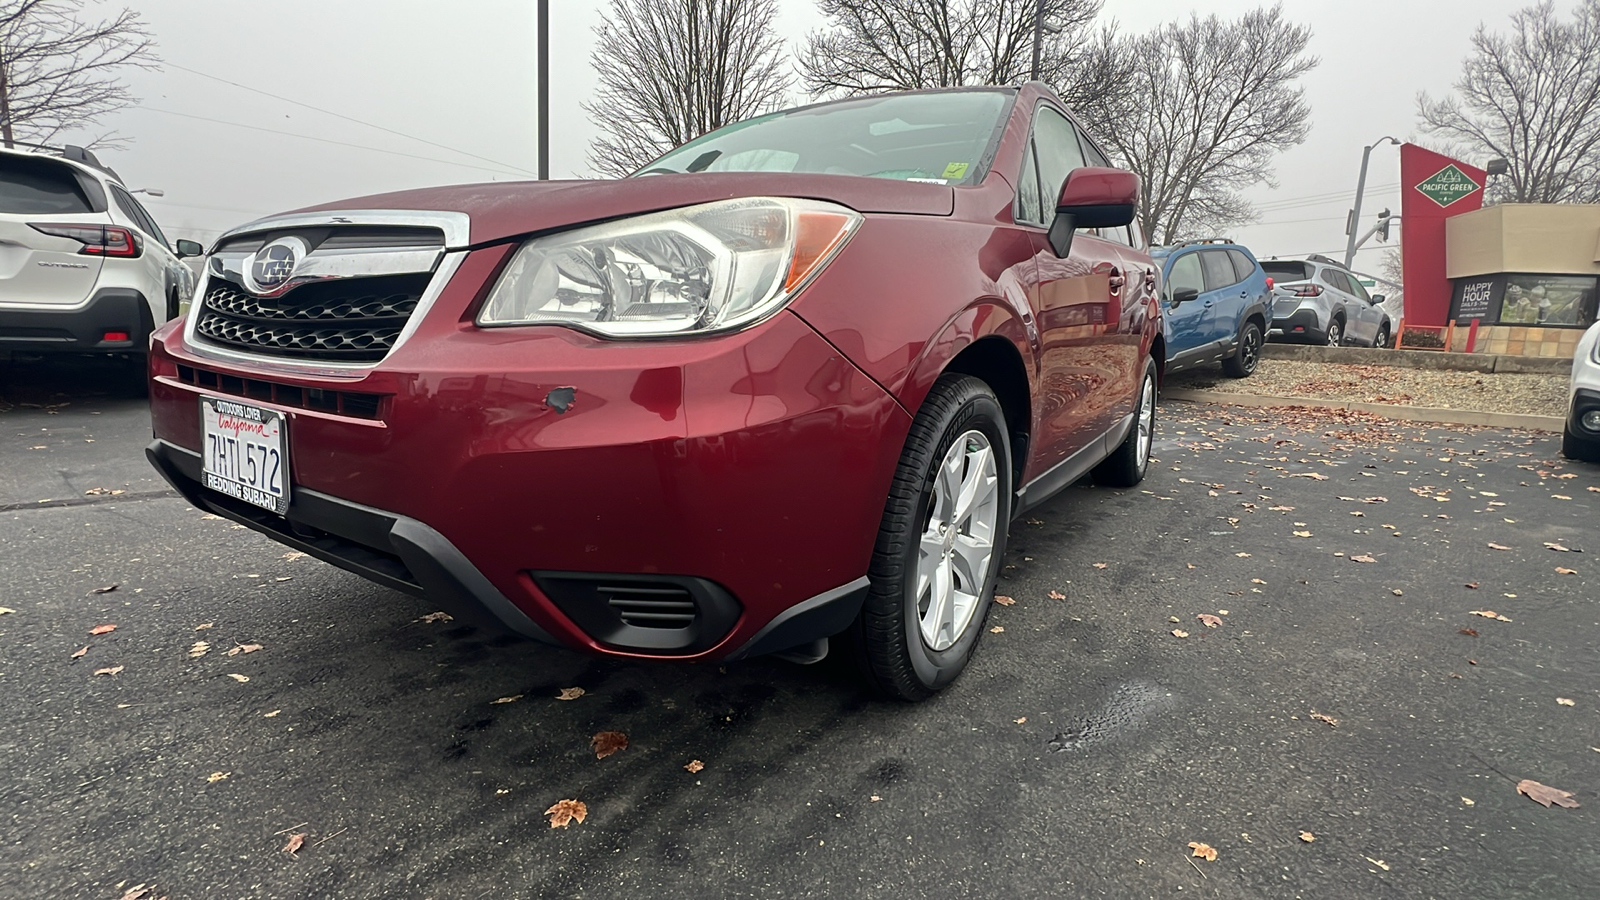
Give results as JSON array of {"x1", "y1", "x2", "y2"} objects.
[
  {"x1": 118, "y1": 886, "x2": 153, "y2": 900},
  {"x1": 1091, "y1": 562, "x2": 1108, "y2": 569},
  {"x1": 1310, "y1": 712, "x2": 1338, "y2": 727},
  {"x1": 1268, "y1": 505, "x2": 1294, "y2": 511},
  {"x1": 226, "y1": 673, "x2": 250, "y2": 683},
  {"x1": 89, "y1": 624, "x2": 117, "y2": 635},
  {"x1": 0, "y1": 607, "x2": 14, "y2": 616},
  {"x1": 1250, "y1": 578, "x2": 1266, "y2": 584},
  {"x1": 281, "y1": 551, "x2": 307, "y2": 561},
  {"x1": 1235, "y1": 552, "x2": 1251, "y2": 558},
  {"x1": 1047, "y1": 589, "x2": 1066, "y2": 600},
  {"x1": 188, "y1": 641, "x2": 210, "y2": 659},
  {"x1": 91, "y1": 584, "x2": 119, "y2": 595},
  {"x1": 93, "y1": 665, "x2": 123, "y2": 676},
  {"x1": 1299, "y1": 831, "x2": 1315, "y2": 843},
  {"x1": 1187, "y1": 841, "x2": 1218, "y2": 861},
  {"x1": 1516, "y1": 779, "x2": 1580, "y2": 809},
  {"x1": 1487, "y1": 543, "x2": 1512, "y2": 551},
  {"x1": 70, "y1": 645, "x2": 88, "y2": 659},
  {"x1": 264, "y1": 709, "x2": 281, "y2": 718},
  {"x1": 1351, "y1": 555, "x2": 1377, "y2": 564},
  {"x1": 545, "y1": 799, "x2": 588, "y2": 828},
  {"x1": 194, "y1": 622, "x2": 214, "y2": 631},
  {"x1": 226, "y1": 643, "x2": 263, "y2": 656},
  {"x1": 1013, "y1": 717, "x2": 1027, "y2": 724},
  {"x1": 1171, "y1": 629, "x2": 1190, "y2": 638},
  {"x1": 1465, "y1": 582, "x2": 1479, "y2": 589},
  {"x1": 282, "y1": 832, "x2": 305, "y2": 855},
  {"x1": 1391, "y1": 589, "x2": 1404, "y2": 596},
  {"x1": 685, "y1": 759, "x2": 705, "y2": 773},
  {"x1": 1462, "y1": 796, "x2": 1475, "y2": 806},
  {"x1": 1556, "y1": 567, "x2": 1577, "y2": 575},
  {"x1": 1544, "y1": 542, "x2": 1572, "y2": 552},
  {"x1": 491, "y1": 695, "x2": 523, "y2": 705},
  {"x1": 989, "y1": 625, "x2": 1004, "y2": 633},
  {"x1": 1557, "y1": 697, "x2": 1576, "y2": 706},
  {"x1": 591, "y1": 731, "x2": 628, "y2": 759},
  {"x1": 1292, "y1": 530, "x2": 1311, "y2": 538},
  {"x1": 1470, "y1": 610, "x2": 1512, "y2": 622},
  {"x1": 417, "y1": 611, "x2": 453, "y2": 624},
  {"x1": 207, "y1": 771, "x2": 229, "y2": 783},
  {"x1": 556, "y1": 687, "x2": 585, "y2": 701},
  {"x1": 1290, "y1": 472, "x2": 1329, "y2": 480},
  {"x1": 1197, "y1": 614, "x2": 1222, "y2": 628},
  {"x1": 1459, "y1": 628, "x2": 1479, "y2": 636},
  {"x1": 993, "y1": 595, "x2": 1015, "y2": 606}
]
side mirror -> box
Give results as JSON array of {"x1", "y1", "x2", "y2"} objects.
[
  {"x1": 1049, "y1": 167, "x2": 1139, "y2": 258},
  {"x1": 1371, "y1": 293, "x2": 1387, "y2": 305},
  {"x1": 1170, "y1": 287, "x2": 1200, "y2": 305},
  {"x1": 175, "y1": 239, "x2": 204, "y2": 258}
]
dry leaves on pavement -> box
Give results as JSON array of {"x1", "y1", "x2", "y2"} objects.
[
  {"x1": 1187, "y1": 841, "x2": 1218, "y2": 861},
  {"x1": 1556, "y1": 567, "x2": 1577, "y2": 575},
  {"x1": 1487, "y1": 542, "x2": 1512, "y2": 551},
  {"x1": 989, "y1": 626, "x2": 1004, "y2": 633},
  {"x1": 1091, "y1": 562, "x2": 1108, "y2": 569},
  {"x1": 546, "y1": 799, "x2": 588, "y2": 828},
  {"x1": 993, "y1": 595, "x2": 1015, "y2": 606},
  {"x1": 1299, "y1": 831, "x2": 1316, "y2": 843},
  {"x1": 1048, "y1": 590, "x2": 1066, "y2": 600},
  {"x1": 70, "y1": 646, "x2": 87, "y2": 659},
  {"x1": 93, "y1": 666, "x2": 123, "y2": 677},
  {"x1": 188, "y1": 642, "x2": 210, "y2": 659},
  {"x1": 1197, "y1": 614, "x2": 1223, "y2": 628},
  {"x1": 0, "y1": 607, "x2": 14, "y2": 616},
  {"x1": 1350, "y1": 555, "x2": 1377, "y2": 564},
  {"x1": 207, "y1": 772, "x2": 229, "y2": 783},
  {"x1": 684, "y1": 759, "x2": 705, "y2": 773},
  {"x1": 556, "y1": 687, "x2": 585, "y2": 701},
  {"x1": 91, "y1": 584, "x2": 119, "y2": 595},
  {"x1": 226, "y1": 673, "x2": 250, "y2": 683},
  {"x1": 1171, "y1": 629, "x2": 1190, "y2": 639},
  {"x1": 591, "y1": 731, "x2": 628, "y2": 759},
  {"x1": 89, "y1": 624, "x2": 117, "y2": 635},
  {"x1": 1310, "y1": 712, "x2": 1338, "y2": 727},
  {"x1": 1544, "y1": 542, "x2": 1576, "y2": 552},
  {"x1": 416, "y1": 611, "x2": 453, "y2": 624},
  {"x1": 1517, "y1": 779, "x2": 1580, "y2": 809},
  {"x1": 226, "y1": 643, "x2": 263, "y2": 656},
  {"x1": 491, "y1": 695, "x2": 522, "y2": 705},
  {"x1": 282, "y1": 832, "x2": 306, "y2": 855},
  {"x1": 1557, "y1": 697, "x2": 1576, "y2": 706},
  {"x1": 1470, "y1": 610, "x2": 1513, "y2": 622}
]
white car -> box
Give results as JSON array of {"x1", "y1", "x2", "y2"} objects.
[
  {"x1": 1564, "y1": 321, "x2": 1600, "y2": 463},
  {"x1": 1, "y1": 144, "x2": 199, "y2": 369}
]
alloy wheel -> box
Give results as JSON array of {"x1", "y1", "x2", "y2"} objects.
[
  {"x1": 1135, "y1": 372, "x2": 1155, "y2": 472},
  {"x1": 1327, "y1": 321, "x2": 1342, "y2": 346},
  {"x1": 915, "y1": 430, "x2": 1000, "y2": 652},
  {"x1": 1241, "y1": 329, "x2": 1260, "y2": 373}
]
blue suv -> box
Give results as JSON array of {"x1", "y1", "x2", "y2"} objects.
[{"x1": 1153, "y1": 240, "x2": 1273, "y2": 378}]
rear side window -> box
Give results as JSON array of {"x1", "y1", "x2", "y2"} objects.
[
  {"x1": 1261, "y1": 261, "x2": 1312, "y2": 282},
  {"x1": 1200, "y1": 250, "x2": 1238, "y2": 291},
  {"x1": 1227, "y1": 249, "x2": 1255, "y2": 282},
  {"x1": 1032, "y1": 106, "x2": 1087, "y2": 214},
  {"x1": 0, "y1": 155, "x2": 96, "y2": 214},
  {"x1": 1322, "y1": 269, "x2": 1353, "y2": 293}
]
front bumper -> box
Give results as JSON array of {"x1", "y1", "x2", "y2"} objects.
[
  {"x1": 1569, "y1": 388, "x2": 1600, "y2": 438},
  {"x1": 0, "y1": 288, "x2": 151, "y2": 352},
  {"x1": 147, "y1": 261, "x2": 909, "y2": 661}
]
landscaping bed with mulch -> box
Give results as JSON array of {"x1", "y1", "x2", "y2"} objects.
[{"x1": 1165, "y1": 359, "x2": 1570, "y2": 418}]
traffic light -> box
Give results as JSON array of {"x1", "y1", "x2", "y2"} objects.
[{"x1": 1375, "y1": 208, "x2": 1392, "y2": 243}]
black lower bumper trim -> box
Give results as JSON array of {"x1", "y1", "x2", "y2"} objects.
[
  {"x1": 0, "y1": 288, "x2": 152, "y2": 352},
  {"x1": 145, "y1": 439, "x2": 558, "y2": 644},
  {"x1": 725, "y1": 576, "x2": 869, "y2": 660},
  {"x1": 1269, "y1": 307, "x2": 1324, "y2": 342}
]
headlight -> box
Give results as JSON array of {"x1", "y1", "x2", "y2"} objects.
[{"x1": 477, "y1": 197, "x2": 862, "y2": 337}]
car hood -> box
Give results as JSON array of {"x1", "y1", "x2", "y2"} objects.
[{"x1": 292, "y1": 174, "x2": 956, "y2": 247}]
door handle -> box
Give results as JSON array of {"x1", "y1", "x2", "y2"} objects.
[{"x1": 1203, "y1": 301, "x2": 1213, "y2": 308}]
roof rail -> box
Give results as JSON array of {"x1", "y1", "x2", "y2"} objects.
[
  {"x1": 1307, "y1": 253, "x2": 1346, "y2": 269},
  {"x1": 0, "y1": 141, "x2": 121, "y2": 181}
]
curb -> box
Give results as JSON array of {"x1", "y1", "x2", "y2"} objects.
[
  {"x1": 1162, "y1": 388, "x2": 1565, "y2": 433},
  {"x1": 1260, "y1": 343, "x2": 1570, "y2": 375}
]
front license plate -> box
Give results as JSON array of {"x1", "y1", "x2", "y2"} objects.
[{"x1": 200, "y1": 396, "x2": 290, "y2": 515}]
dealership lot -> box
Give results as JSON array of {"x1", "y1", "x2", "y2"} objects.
[{"x1": 1, "y1": 358, "x2": 1596, "y2": 899}]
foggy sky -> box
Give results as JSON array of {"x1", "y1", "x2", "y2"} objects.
[{"x1": 83, "y1": 0, "x2": 1527, "y2": 272}]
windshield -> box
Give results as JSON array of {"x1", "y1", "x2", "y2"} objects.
[{"x1": 635, "y1": 90, "x2": 1013, "y2": 185}]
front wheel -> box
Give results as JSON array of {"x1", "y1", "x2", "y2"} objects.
[
  {"x1": 1562, "y1": 424, "x2": 1600, "y2": 463},
  {"x1": 1373, "y1": 325, "x2": 1390, "y2": 349},
  {"x1": 1093, "y1": 358, "x2": 1157, "y2": 487},
  {"x1": 1222, "y1": 321, "x2": 1262, "y2": 378},
  {"x1": 1326, "y1": 319, "x2": 1344, "y2": 346},
  {"x1": 854, "y1": 374, "x2": 1012, "y2": 701}
]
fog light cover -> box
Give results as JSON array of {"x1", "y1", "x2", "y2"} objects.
[{"x1": 1581, "y1": 409, "x2": 1600, "y2": 432}]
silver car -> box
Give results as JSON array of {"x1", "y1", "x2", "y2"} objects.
[{"x1": 1262, "y1": 255, "x2": 1392, "y2": 348}]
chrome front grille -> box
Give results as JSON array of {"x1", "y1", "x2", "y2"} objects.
[{"x1": 194, "y1": 273, "x2": 430, "y2": 362}]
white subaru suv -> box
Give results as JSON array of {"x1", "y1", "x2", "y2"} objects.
[
  {"x1": 1564, "y1": 321, "x2": 1600, "y2": 463},
  {"x1": 0, "y1": 144, "x2": 199, "y2": 364}
]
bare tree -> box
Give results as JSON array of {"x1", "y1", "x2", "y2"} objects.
[
  {"x1": 1097, "y1": 5, "x2": 1317, "y2": 244},
  {"x1": 585, "y1": 0, "x2": 790, "y2": 179},
  {"x1": 0, "y1": 0, "x2": 157, "y2": 149},
  {"x1": 797, "y1": 0, "x2": 1133, "y2": 119},
  {"x1": 1418, "y1": 0, "x2": 1600, "y2": 204}
]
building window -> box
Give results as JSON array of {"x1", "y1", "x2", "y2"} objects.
[{"x1": 1450, "y1": 273, "x2": 1599, "y2": 328}]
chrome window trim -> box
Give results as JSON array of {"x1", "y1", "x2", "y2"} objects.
[
  {"x1": 212, "y1": 209, "x2": 472, "y2": 252},
  {"x1": 183, "y1": 251, "x2": 466, "y2": 376}
]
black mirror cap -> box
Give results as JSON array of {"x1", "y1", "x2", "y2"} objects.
[
  {"x1": 1046, "y1": 204, "x2": 1137, "y2": 257},
  {"x1": 1371, "y1": 293, "x2": 1387, "y2": 304},
  {"x1": 1171, "y1": 287, "x2": 1200, "y2": 304},
  {"x1": 175, "y1": 239, "x2": 204, "y2": 258}
]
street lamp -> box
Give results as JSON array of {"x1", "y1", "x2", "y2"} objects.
[
  {"x1": 1344, "y1": 136, "x2": 1400, "y2": 268},
  {"x1": 1030, "y1": 0, "x2": 1063, "y2": 81}
]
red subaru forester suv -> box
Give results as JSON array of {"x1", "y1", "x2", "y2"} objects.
[{"x1": 146, "y1": 84, "x2": 1162, "y2": 700}]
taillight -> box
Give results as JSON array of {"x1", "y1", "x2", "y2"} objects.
[
  {"x1": 28, "y1": 223, "x2": 143, "y2": 258},
  {"x1": 1291, "y1": 284, "x2": 1322, "y2": 298},
  {"x1": 1265, "y1": 277, "x2": 1274, "y2": 290}
]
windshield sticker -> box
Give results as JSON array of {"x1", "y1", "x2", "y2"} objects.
[
  {"x1": 942, "y1": 162, "x2": 971, "y2": 179},
  {"x1": 907, "y1": 177, "x2": 949, "y2": 184}
]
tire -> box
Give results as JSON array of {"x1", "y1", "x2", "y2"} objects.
[
  {"x1": 1326, "y1": 318, "x2": 1344, "y2": 346},
  {"x1": 854, "y1": 374, "x2": 1012, "y2": 701},
  {"x1": 1373, "y1": 325, "x2": 1390, "y2": 349},
  {"x1": 1222, "y1": 320, "x2": 1262, "y2": 378},
  {"x1": 1093, "y1": 357, "x2": 1157, "y2": 488},
  {"x1": 1562, "y1": 424, "x2": 1600, "y2": 463}
]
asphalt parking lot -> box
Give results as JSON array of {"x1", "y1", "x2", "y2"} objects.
[{"x1": 2, "y1": 355, "x2": 1597, "y2": 899}]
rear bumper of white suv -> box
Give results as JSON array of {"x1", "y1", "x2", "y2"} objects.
[{"x1": 0, "y1": 287, "x2": 151, "y2": 353}]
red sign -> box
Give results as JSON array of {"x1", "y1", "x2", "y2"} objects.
[{"x1": 1399, "y1": 144, "x2": 1486, "y2": 328}]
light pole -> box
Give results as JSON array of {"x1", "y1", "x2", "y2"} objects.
[
  {"x1": 538, "y1": 0, "x2": 549, "y2": 180},
  {"x1": 1031, "y1": 0, "x2": 1045, "y2": 80},
  {"x1": 1344, "y1": 136, "x2": 1399, "y2": 269}
]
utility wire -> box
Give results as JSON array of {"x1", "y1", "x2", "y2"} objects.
[
  {"x1": 141, "y1": 107, "x2": 533, "y2": 178},
  {"x1": 165, "y1": 62, "x2": 539, "y2": 177}
]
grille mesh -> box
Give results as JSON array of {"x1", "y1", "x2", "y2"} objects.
[{"x1": 196, "y1": 272, "x2": 430, "y2": 362}]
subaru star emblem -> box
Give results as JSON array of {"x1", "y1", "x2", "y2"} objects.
[{"x1": 244, "y1": 236, "x2": 309, "y2": 294}]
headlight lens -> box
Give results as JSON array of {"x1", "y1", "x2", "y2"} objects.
[{"x1": 477, "y1": 197, "x2": 861, "y2": 337}]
